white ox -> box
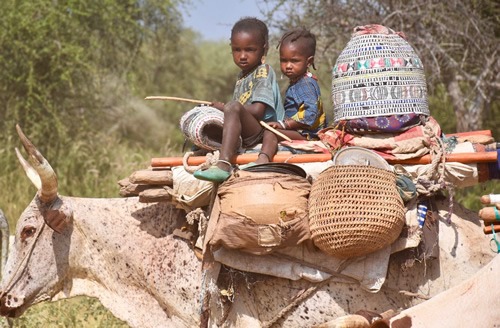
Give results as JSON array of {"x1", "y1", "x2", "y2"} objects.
[{"x1": 0, "y1": 125, "x2": 498, "y2": 328}]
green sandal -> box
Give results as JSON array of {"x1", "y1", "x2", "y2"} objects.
[{"x1": 193, "y1": 160, "x2": 232, "y2": 182}]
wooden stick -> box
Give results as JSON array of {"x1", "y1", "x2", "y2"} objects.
[
  {"x1": 144, "y1": 96, "x2": 212, "y2": 105},
  {"x1": 119, "y1": 183, "x2": 153, "y2": 197},
  {"x1": 150, "y1": 150, "x2": 498, "y2": 168},
  {"x1": 152, "y1": 153, "x2": 332, "y2": 167},
  {"x1": 480, "y1": 194, "x2": 500, "y2": 205},
  {"x1": 389, "y1": 151, "x2": 497, "y2": 165},
  {"x1": 481, "y1": 218, "x2": 500, "y2": 225},
  {"x1": 138, "y1": 187, "x2": 172, "y2": 203},
  {"x1": 479, "y1": 207, "x2": 500, "y2": 223},
  {"x1": 483, "y1": 223, "x2": 500, "y2": 235},
  {"x1": 259, "y1": 121, "x2": 292, "y2": 142},
  {"x1": 445, "y1": 130, "x2": 492, "y2": 137},
  {"x1": 128, "y1": 169, "x2": 173, "y2": 186}
]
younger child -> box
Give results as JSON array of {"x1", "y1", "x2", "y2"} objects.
[
  {"x1": 194, "y1": 17, "x2": 284, "y2": 182},
  {"x1": 256, "y1": 28, "x2": 326, "y2": 164}
]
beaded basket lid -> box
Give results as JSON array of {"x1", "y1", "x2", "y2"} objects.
[{"x1": 331, "y1": 24, "x2": 430, "y2": 122}]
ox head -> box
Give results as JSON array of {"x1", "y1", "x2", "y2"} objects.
[{"x1": 0, "y1": 125, "x2": 73, "y2": 317}]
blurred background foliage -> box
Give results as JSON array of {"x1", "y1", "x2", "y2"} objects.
[{"x1": 0, "y1": 0, "x2": 498, "y2": 326}]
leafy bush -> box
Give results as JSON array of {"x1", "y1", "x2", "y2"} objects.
[{"x1": 3, "y1": 297, "x2": 128, "y2": 327}]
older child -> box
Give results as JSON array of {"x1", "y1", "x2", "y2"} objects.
[
  {"x1": 255, "y1": 28, "x2": 326, "y2": 164},
  {"x1": 194, "y1": 17, "x2": 284, "y2": 182}
]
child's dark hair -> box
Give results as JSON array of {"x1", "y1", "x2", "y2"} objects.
[
  {"x1": 231, "y1": 17, "x2": 269, "y2": 54},
  {"x1": 278, "y1": 28, "x2": 316, "y2": 58}
]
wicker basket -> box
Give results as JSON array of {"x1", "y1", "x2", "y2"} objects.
[{"x1": 309, "y1": 165, "x2": 405, "y2": 259}]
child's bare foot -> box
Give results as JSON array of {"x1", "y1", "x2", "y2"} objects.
[
  {"x1": 255, "y1": 152, "x2": 271, "y2": 165},
  {"x1": 216, "y1": 160, "x2": 231, "y2": 171}
]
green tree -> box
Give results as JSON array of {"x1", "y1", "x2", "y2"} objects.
[
  {"x1": 0, "y1": 0, "x2": 198, "y2": 326},
  {"x1": 0, "y1": 0, "x2": 190, "y2": 209},
  {"x1": 129, "y1": 30, "x2": 237, "y2": 148},
  {"x1": 0, "y1": 0, "x2": 187, "y2": 156}
]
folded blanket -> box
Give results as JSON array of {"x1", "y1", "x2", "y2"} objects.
[{"x1": 319, "y1": 116, "x2": 441, "y2": 160}]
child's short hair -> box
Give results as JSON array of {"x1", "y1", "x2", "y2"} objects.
[
  {"x1": 279, "y1": 28, "x2": 316, "y2": 58},
  {"x1": 231, "y1": 17, "x2": 269, "y2": 54}
]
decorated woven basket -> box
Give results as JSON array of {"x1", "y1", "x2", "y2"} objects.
[
  {"x1": 180, "y1": 106, "x2": 242, "y2": 151},
  {"x1": 308, "y1": 165, "x2": 405, "y2": 258},
  {"x1": 331, "y1": 24, "x2": 429, "y2": 122}
]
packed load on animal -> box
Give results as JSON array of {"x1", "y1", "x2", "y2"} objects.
[
  {"x1": 1, "y1": 9, "x2": 499, "y2": 327},
  {"x1": 119, "y1": 24, "x2": 500, "y2": 295},
  {"x1": 4, "y1": 122, "x2": 499, "y2": 328}
]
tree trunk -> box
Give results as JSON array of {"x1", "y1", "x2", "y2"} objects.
[{"x1": 444, "y1": 69, "x2": 483, "y2": 132}]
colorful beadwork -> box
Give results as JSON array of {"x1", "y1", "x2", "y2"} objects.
[{"x1": 332, "y1": 25, "x2": 430, "y2": 122}]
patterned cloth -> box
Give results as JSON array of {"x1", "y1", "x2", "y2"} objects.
[
  {"x1": 331, "y1": 24, "x2": 430, "y2": 124},
  {"x1": 319, "y1": 116, "x2": 442, "y2": 160},
  {"x1": 284, "y1": 72, "x2": 327, "y2": 139},
  {"x1": 233, "y1": 63, "x2": 285, "y2": 122},
  {"x1": 337, "y1": 113, "x2": 423, "y2": 133}
]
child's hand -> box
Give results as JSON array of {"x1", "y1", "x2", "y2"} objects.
[
  {"x1": 211, "y1": 101, "x2": 225, "y2": 111},
  {"x1": 266, "y1": 122, "x2": 283, "y2": 130}
]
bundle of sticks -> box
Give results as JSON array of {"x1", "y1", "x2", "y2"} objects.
[
  {"x1": 479, "y1": 194, "x2": 500, "y2": 235},
  {"x1": 118, "y1": 168, "x2": 173, "y2": 203}
]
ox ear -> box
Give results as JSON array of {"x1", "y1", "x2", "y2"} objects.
[{"x1": 43, "y1": 198, "x2": 73, "y2": 233}]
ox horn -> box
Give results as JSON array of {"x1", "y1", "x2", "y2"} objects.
[{"x1": 15, "y1": 124, "x2": 58, "y2": 204}]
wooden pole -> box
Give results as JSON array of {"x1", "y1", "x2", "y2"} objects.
[
  {"x1": 445, "y1": 130, "x2": 492, "y2": 138},
  {"x1": 479, "y1": 207, "x2": 500, "y2": 224},
  {"x1": 480, "y1": 194, "x2": 500, "y2": 205},
  {"x1": 388, "y1": 151, "x2": 497, "y2": 165},
  {"x1": 151, "y1": 150, "x2": 498, "y2": 168},
  {"x1": 259, "y1": 121, "x2": 293, "y2": 142},
  {"x1": 152, "y1": 153, "x2": 332, "y2": 167},
  {"x1": 483, "y1": 223, "x2": 500, "y2": 235},
  {"x1": 144, "y1": 96, "x2": 212, "y2": 105}
]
